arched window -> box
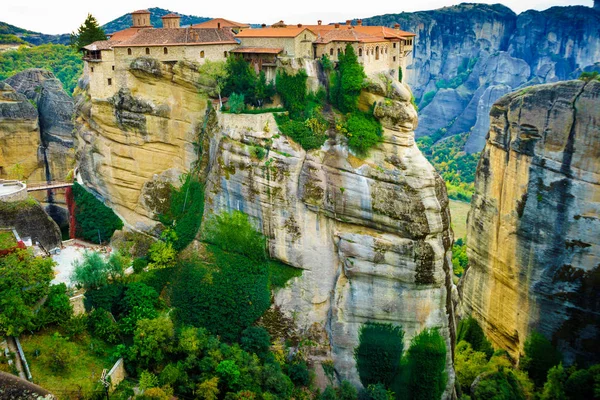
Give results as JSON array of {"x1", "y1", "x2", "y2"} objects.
[
  {"x1": 358, "y1": 48, "x2": 363, "y2": 57},
  {"x1": 200, "y1": 50, "x2": 205, "y2": 58},
  {"x1": 375, "y1": 46, "x2": 379, "y2": 60},
  {"x1": 145, "y1": 47, "x2": 150, "y2": 55},
  {"x1": 164, "y1": 47, "x2": 168, "y2": 55},
  {"x1": 337, "y1": 48, "x2": 341, "y2": 55},
  {"x1": 127, "y1": 48, "x2": 132, "y2": 55},
  {"x1": 224, "y1": 51, "x2": 228, "y2": 58},
  {"x1": 91, "y1": 67, "x2": 94, "y2": 73},
  {"x1": 330, "y1": 48, "x2": 334, "y2": 56}
]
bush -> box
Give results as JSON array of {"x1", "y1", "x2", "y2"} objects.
[
  {"x1": 34, "y1": 283, "x2": 73, "y2": 329},
  {"x1": 229, "y1": 93, "x2": 246, "y2": 114},
  {"x1": 274, "y1": 114, "x2": 327, "y2": 151},
  {"x1": 454, "y1": 341, "x2": 488, "y2": 394},
  {"x1": 171, "y1": 247, "x2": 270, "y2": 342},
  {"x1": 321, "y1": 386, "x2": 337, "y2": 400},
  {"x1": 72, "y1": 182, "x2": 123, "y2": 243},
  {"x1": 344, "y1": 111, "x2": 383, "y2": 156},
  {"x1": 84, "y1": 283, "x2": 125, "y2": 314},
  {"x1": 132, "y1": 316, "x2": 175, "y2": 368},
  {"x1": 354, "y1": 322, "x2": 404, "y2": 388},
  {"x1": 456, "y1": 317, "x2": 493, "y2": 359},
  {"x1": 288, "y1": 361, "x2": 310, "y2": 386},
  {"x1": 365, "y1": 384, "x2": 394, "y2": 400},
  {"x1": 118, "y1": 282, "x2": 159, "y2": 334},
  {"x1": 338, "y1": 380, "x2": 358, "y2": 400},
  {"x1": 224, "y1": 56, "x2": 257, "y2": 98},
  {"x1": 240, "y1": 326, "x2": 271, "y2": 359},
  {"x1": 330, "y1": 44, "x2": 366, "y2": 113},
  {"x1": 147, "y1": 240, "x2": 177, "y2": 270},
  {"x1": 420, "y1": 90, "x2": 436, "y2": 109},
  {"x1": 203, "y1": 211, "x2": 266, "y2": 262},
  {"x1": 521, "y1": 331, "x2": 562, "y2": 387},
  {"x1": 473, "y1": 369, "x2": 527, "y2": 400},
  {"x1": 88, "y1": 308, "x2": 121, "y2": 343},
  {"x1": 71, "y1": 251, "x2": 109, "y2": 289},
  {"x1": 250, "y1": 146, "x2": 267, "y2": 160},
  {"x1": 133, "y1": 257, "x2": 148, "y2": 273},
  {"x1": 276, "y1": 69, "x2": 308, "y2": 119},
  {"x1": 405, "y1": 328, "x2": 448, "y2": 400}
]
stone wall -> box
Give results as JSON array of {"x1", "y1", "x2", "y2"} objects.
[{"x1": 0, "y1": 182, "x2": 28, "y2": 202}]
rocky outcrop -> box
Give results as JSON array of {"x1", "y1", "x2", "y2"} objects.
[
  {"x1": 459, "y1": 80, "x2": 600, "y2": 366},
  {"x1": 203, "y1": 74, "x2": 456, "y2": 394},
  {"x1": 0, "y1": 82, "x2": 41, "y2": 180},
  {"x1": 363, "y1": 4, "x2": 600, "y2": 153},
  {"x1": 0, "y1": 197, "x2": 62, "y2": 250},
  {"x1": 5, "y1": 69, "x2": 75, "y2": 182},
  {"x1": 74, "y1": 59, "x2": 215, "y2": 229},
  {"x1": 75, "y1": 62, "x2": 457, "y2": 394}
]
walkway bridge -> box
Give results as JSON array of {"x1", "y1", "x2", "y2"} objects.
[{"x1": 26, "y1": 181, "x2": 73, "y2": 192}]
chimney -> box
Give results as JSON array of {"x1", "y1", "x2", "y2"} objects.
[
  {"x1": 394, "y1": 23, "x2": 400, "y2": 30},
  {"x1": 297, "y1": 23, "x2": 302, "y2": 27},
  {"x1": 318, "y1": 20, "x2": 322, "y2": 25},
  {"x1": 218, "y1": 22, "x2": 221, "y2": 29},
  {"x1": 357, "y1": 19, "x2": 362, "y2": 26},
  {"x1": 334, "y1": 23, "x2": 340, "y2": 29},
  {"x1": 346, "y1": 20, "x2": 351, "y2": 26}
]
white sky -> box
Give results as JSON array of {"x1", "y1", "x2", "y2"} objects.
[{"x1": 3, "y1": 0, "x2": 594, "y2": 34}]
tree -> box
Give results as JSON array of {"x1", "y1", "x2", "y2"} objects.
[
  {"x1": 216, "y1": 360, "x2": 241, "y2": 391},
  {"x1": 71, "y1": 14, "x2": 107, "y2": 49},
  {"x1": 203, "y1": 211, "x2": 267, "y2": 262},
  {"x1": 200, "y1": 60, "x2": 228, "y2": 108},
  {"x1": 0, "y1": 249, "x2": 54, "y2": 336},
  {"x1": 521, "y1": 331, "x2": 562, "y2": 387},
  {"x1": 131, "y1": 316, "x2": 175, "y2": 368},
  {"x1": 251, "y1": 71, "x2": 275, "y2": 107},
  {"x1": 71, "y1": 250, "x2": 109, "y2": 289},
  {"x1": 240, "y1": 326, "x2": 271, "y2": 360},
  {"x1": 224, "y1": 55, "x2": 256, "y2": 98},
  {"x1": 454, "y1": 341, "x2": 488, "y2": 393},
  {"x1": 354, "y1": 322, "x2": 405, "y2": 388},
  {"x1": 72, "y1": 182, "x2": 123, "y2": 243},
  {"x1": 541, "y1": 364, "x2": 567, "y2": 400},
  {"x1": 147, "y1": 240, "x2": 177, "y2": 270},
  {"x1": 197, "y1": 377, "x2": 220, "y2": 400},
  {"x1": 331, "y1": 44, "x2": 366, "y2": 113},
  {"x1": 456, "y1": 317, "x2": 493, "y2": 359},
  {"x1": 405, "y1": 328, "x2": 448, "y2": 400}
]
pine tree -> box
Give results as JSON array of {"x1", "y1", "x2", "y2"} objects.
[{"x1": 71, "y1": 14, "x2": 107, "y2": 49}]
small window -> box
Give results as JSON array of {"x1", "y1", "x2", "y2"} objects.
[
  {"x1": 163, "y1": 47, "x2": 168, "y2": 55},
  {"x1": 112, "y1": 65, "x2": 115, "y2": 71},
  {"x1": 393, "y1": 56, "x2": 397, "y2": 62},
  {"x1": 107, "y1": 78, "x2": 112, "y2": 86},
  {"x1": 375, "y1": 46, "x2": 379, "y2": 60},
  {"x1": 393, "y1": 43, "x2": 397, "y2": 48},
  {"x1": 200, "y1": 50, "x2": 205, "y2": 58},
  {"x1": 330, "y1": 48, "x2": 333, "y2": 56},
  {"x1": 91, "y1": 67, "x2": 94, "y2": 73},
  {"x1": 337, "y1": 48, "x2": 341, "y2": 55},
  {"x1": 145, "y1": 48, "x2": 150, "y2": 55},
  {"x1": 358, "y1": 48, "x2": 363, "y2": 57},
  {"x1": 304, "y1": 34, "x2": 307, "y2": 39},
  {"x1": 127, "y1": 48, "x2": 132, "y2": 55},
  {"x1": 224, "y1": 51, "x2": 228, "y2": 58}
]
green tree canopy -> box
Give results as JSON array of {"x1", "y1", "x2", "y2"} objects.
[
  {"x1": 71, "y1": 14, "x2": 107, "y2": 49},
  {"x1": 0, "y1": 249, "x2": 55, "y2": 336}
]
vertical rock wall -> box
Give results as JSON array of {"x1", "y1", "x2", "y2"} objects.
[{"x1": 459, "y1": 80, "x2": 600, "y2": 365}]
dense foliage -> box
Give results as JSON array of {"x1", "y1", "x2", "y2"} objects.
[
  {"x1": 405, "y1": 328, "x2": 448, "y2": 400},
  {"x1": 0, "y1": 249, "x2": 55, "y2": 336},
  {"x1": 329, "y1": 44, "x2": 366, "y2": 113},
  {"x1": 457, "y1": 316, "x2": 493, "y2": 359},
  {"x1": 72, "y1": 182, "x2": 123, "y2": 243},
  {"x1": 274, "y1": 113, "x2": 327, "y2": 150},
  {"x1": 452, "y1": 238, "x2": 468, "y2": 277},
  {"x1": 70, "y1": 14, "x2": 107, "y2": 50},
  {"x1": 521, "y1": 331, "x2": 563, "y2": 387},
  {"x1": 203, "y1": 210, "x2": 266, "y2": 262},
  {"x1": 342, "y1": 111, "x2": 383, "y2": 156},
  {"x1": 276, "y1": 69, "x2": 309, "y2": 119},
  {"x1": 354, "y1": 323, "x2": 405, "y2": 388},
  {"x1": 0, "y1": 44, "x2": 83, "y2": 94},
  {"x1": 71, "y1": 250, "x2": 127, "y2": 289},
  {"x1": 224, "y1": 56, "x2": 275, "y2": 109},
  {"x1": 171, "y1": 246, "x2": 270, "y2": 341},
  {"x1": 417, "y1": 133, "x2": 478, "y2": 201}
]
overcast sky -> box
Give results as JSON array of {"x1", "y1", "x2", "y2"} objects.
[{"x1": 4, "y1": 0, "x2": 594, "y2": 34}]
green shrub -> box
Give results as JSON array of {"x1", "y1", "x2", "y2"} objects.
[
  {"x1": 34, "y1": 283, "x2": 73, "y2": 329},
  {"x1": 344, "y1": 111, "x2": 383, "y2": 156},
  {"x1": 40, "y1": 333, "x2": 76, "y2": 373},
  {"x1": 133, "y1": 257, "x2": 148, "y2": 273},
  {"x1": 405, "y1": 328, "x2": 448, "y2": 400},
  {"x1": 354, "y1": 322, "x2": 405, "y2": 388},
  {"x1": 541, "y1": 363, "x2": 567, "y2": 400},
  {"x1": 224, "y1": 56, "x2": 256, "y2": 97},
  {"x1": 250, "y1": 146, "x2": 267, "y2": 160},
  {"x1": 83, "y1": 283, "x2": 125, "y2": 314},
  {"x1": 147, "y1": 240, "x2": 177, "y2": 270},
  {"x1": 579, "y1": 71, "x2": 600, "y2": 82},
  {"x1": 420, "y1": 90, "x2": 436, "y2": 109},
  {"x1": 71, "y1": 251, "x2": 109, "y2": 289},
  {"x1": 72, "y1": 182, "x2": 123, "y2": 243},
  {"x1": 330, "y1": 44, "x2": 366, "y2": 113},
  {"x1": 320, "y1": 54, "x2": 333, "y2": 71},
  {"x1": 131, "y1": 316, "x2": 175, "y2": 369},
  {"x1": 217, "y1": 359, "x2": 241, "y2": 390},
  {"x1": 321, "y1": 386, "x2": 337, "y2": 400},
  {"x1": 203, "y1": 211, "x2": 266, "y2": 262},
  {"x1": 229, "y1": 93, "x2": 246, "y2": 114},
  {"x1": 398, "y1": 67, "x2": 403, "y2": 83},
  {"x1": 276, "y1": 69, "x2": 308, "y2": 119},
  {"x1": 88, "y1": 308, "x2": 121, "y2": 343},
  {"x1": 338, "y1": 380, "x2": 358, "y2": 400},
  {"x1": 274, "y1": 114, "x2": 327, "y2": 150},
  {"x1": 171, "y1": 247, "x2": 270, "y2": 341},
  {"x1": 365, "y1": 384, "x2": 394, "y2": 400},
  {"x1": 288, "y1": 361, "x2": 310, "y2": 386},
  {"x1": 452, "y1": 239, "x2": 468, "y2": 277},
  {"x1": 118, "y1": 282, "x2": 159, "y2": 334},
  {"x1": 268, "y1": 260, "x2": 302, "y2": 289},
  {"x1": 521, "y1": 331, "x2": 562, "y2": 387},
  {"x1": 457, "y1": 317, "x2": 493, "y2": 359},
  {"x1": 262, "y1": 363, "x2": 294, "y2": 399},
  {"x1": 240, "y1": 326, "x2": 271, "y2": 359},
  {"x1": 454, "y1": 341, "x2": 488, "y2": 393},
  {"x1": 473, "y1": 369, "x2": 526, "y2": 400}
]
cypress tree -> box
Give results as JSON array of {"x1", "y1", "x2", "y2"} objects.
[{"x1": 71, "y1": 14, "x2": 107, "y2": 49}]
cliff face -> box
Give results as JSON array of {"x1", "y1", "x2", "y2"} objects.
[
  {"x1": 75, "y1": 62, "x2": 457, "y2": 394},
  {"x1": 0, "y1": 198, "x2": 62, "y2": 250},
  {"x1": 459, "y1": 80, "x2": 600, "y2": 365},
  {"x1": 363, "y1": 4, "x2": 600, "y2": 153},
  {"x1": 0, "y1": 82, "x2": 40, "y2": 180}
]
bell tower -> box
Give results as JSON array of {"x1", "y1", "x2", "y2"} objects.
[
  {"x1": 131, "y1": 10, "x2": 152, "y2": 28},
  {"x1": 161, "y1": 13, "x2": 181, "y2": 28}
]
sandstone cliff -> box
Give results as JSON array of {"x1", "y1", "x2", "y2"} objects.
[
  {"x1": 363, "y1": 4, "x2": 600, "y2": 153},
  {"x1": 75, "y1": 59, "x2": 457, "y2": 394},
  {"x1": 0, "y1": 82, "x2": 40, "y2": 180},
  {"x1": 459, "y1": 80, "x2": 600, "y2": 366}
]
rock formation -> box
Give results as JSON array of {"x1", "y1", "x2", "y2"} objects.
[
  {"x1": 0, "y1": 82, "x2": 40, "y2": 180},
  {"x1": 75, "y1": 60, "x2": 456, "y2": 394},
  {"x1": 363, "y1": 4, "x2": 600, "y2": 153},
  {"x1": 459, "y1": 80, "x2": 600, "y2": 366},
  {"x1": 0, "y1": 198, "x2": 62, "y2": 250}
]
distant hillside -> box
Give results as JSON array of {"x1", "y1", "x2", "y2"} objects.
[
  {"x1": 102, "y1": 7, "x2": 210, "y2": 33},
  {"x1": 0, "y1": 21, "x2": 70, "y2": 46}
]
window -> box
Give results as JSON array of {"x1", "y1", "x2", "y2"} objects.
[
  {"x1": 127, "y1": 48, "x2": 132, "y2": 55},
  {"x1": 375, "y1": 46, "x2": 379, "y2": 60},
  {"x1": 200, "y1": 50, "x2": 205, "y2": 58},
  {"x1": 393, "y1": 56, "x2": 396, "y2": 62},
  {"x1": 224, "y1": 51, "x2": 228, "y2": 58},
  {"x1": 304, "y1": 34, "x2": 307, "y2": 39},
  {"x1": 330, "y1": 48, "x2": 334, "y2": 56},
  {"x1": 107, "y1": 78, "x2": 112, "y2": 86},
  {"x1": 91, "y1": 67, "x2": 94, "y2": 73},
  {"x1": 358, "y1": 48, "x2": 363, "y2": 56},
  {"x1": 145, "y1": 47, "x2": 150, "y2": 55},
  {"x1": 337, "y1": 48, "x2": 341, "y2": 55},
  {"x1": 393, "y1": 43, "x2": 397, "y2": 48},
  {"x1": 164, "y1": 47, "x2": 168, "y2": 55},
  {"x1": 112, "y1": 65, "x2": 115, "y2": 71}
]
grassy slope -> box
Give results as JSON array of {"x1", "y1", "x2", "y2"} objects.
[{"x1": 449, "y1": 199, "x2": 470, "y2": 240}]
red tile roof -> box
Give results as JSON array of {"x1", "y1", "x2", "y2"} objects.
[
  {"x1": 131, "y1": 9, "x2": 150, "y2": 14},
  {"x1": 83, "y1": 40, "x2": 117, "y2": 51},
  {"x1": 230, "y1": 47, "x2": 283, "y2": 54},
  {"x1": 314, "y1": 29, "x2": 383, "y2": 44},
  {"x1": 107, "y1": 27, "x2": 144, "y2": 42},
  {"x1": 235, "y1": 27, "x2": 315, "y2": 38},
  {"x1": 192, "y1": 18, "x2": 250, "y2": 29},
  {"x1": 112, "y1": 28, "x2": 238, "y2": 47},
  {"x1": 161, "y1": 13, "x2": 180, "y2": 19}
]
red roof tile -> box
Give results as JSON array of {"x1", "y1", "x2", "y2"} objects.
[
  {"x1": 192, "y1": 18, "x2": 250, "y2": 29},
  {"x1": 112, "y1": 27, "x2": 238, "y2": 47},
  {"x1": 235, "y1": 27, "x2": 314, "y2": 38},
  {"x1": 161, "y1": 13, "x2": 180, "y2": 19},
  {"x1": 131, "y1": 9, "x2": 150, "y2": 14},
  {"x1": 230, "y1": 47, "x2": 283, "y2": 54}
]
